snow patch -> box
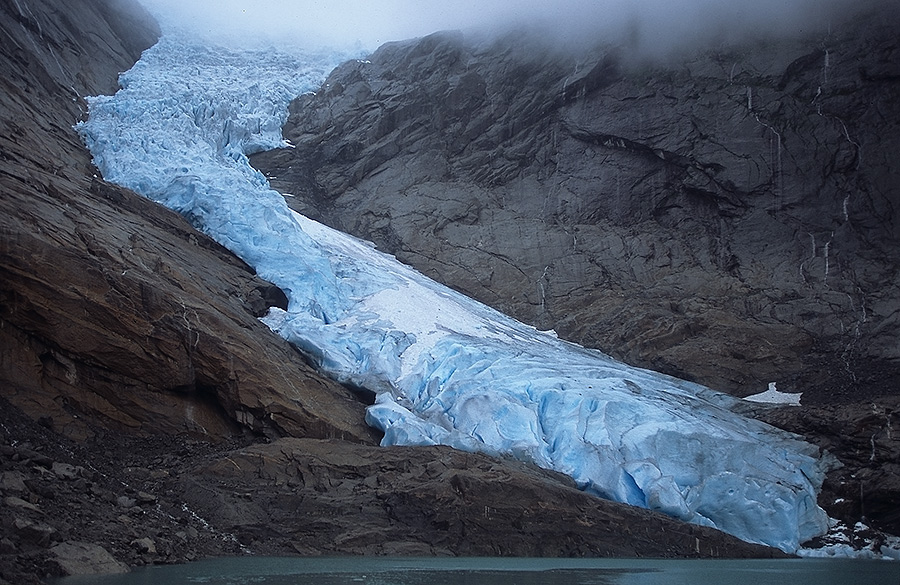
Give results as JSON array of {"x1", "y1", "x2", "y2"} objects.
[{"x1": 743, "y1": 382, "x2": 802, "y2": 406}]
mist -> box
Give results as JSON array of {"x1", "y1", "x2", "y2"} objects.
[{"x1": 138, "y1": 0, "x2": 887, "y2": 55}]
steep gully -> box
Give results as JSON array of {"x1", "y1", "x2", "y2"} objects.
[{"x1": 0, "y1": 1, "x2": 804, "y2": 582}]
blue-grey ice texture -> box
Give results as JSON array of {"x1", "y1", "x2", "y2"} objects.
[{"x1": 77, "y1": 32, "x2": 830, "y2": 553}]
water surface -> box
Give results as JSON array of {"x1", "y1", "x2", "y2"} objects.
[{"x1": 54, "y1": 556, "x2": 900, "y2": 585}]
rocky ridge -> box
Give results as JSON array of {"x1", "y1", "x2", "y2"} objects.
[{"x1": 0, "y1": 396, "x2": 784, "y2": 584}]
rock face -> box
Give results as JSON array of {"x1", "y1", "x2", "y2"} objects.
[
  {"x1": 253, "y1": 8, "x2": 900, "y2": 405},
  {"x1": 0, "y1": 398, "x2": 783, "y2": 585},
  {"x1": 50, "y1": 541, "x2": 129, "y2": 576}
]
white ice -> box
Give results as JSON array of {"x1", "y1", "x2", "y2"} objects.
[
  {"x1": 744, "y1": 382, "x2": 803, "y2": 406},
  {"x1": 77, "y1": 30, "x2": 831, "y2": 553}
]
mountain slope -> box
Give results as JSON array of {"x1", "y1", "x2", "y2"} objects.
[{"x1": 254, "y1": 8, "x2": 900, "y2": 403}]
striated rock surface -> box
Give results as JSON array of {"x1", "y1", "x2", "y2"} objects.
[
  {"x1": 0, "y1": 396, "x2": 784, "y2": 585},
  {"x1": 254, "y1": 9, "x2": 900, "y2": 404}
]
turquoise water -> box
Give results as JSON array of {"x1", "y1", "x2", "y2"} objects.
[{"x1": 53, "y1": 557, "x2": 900, "y2": 585}]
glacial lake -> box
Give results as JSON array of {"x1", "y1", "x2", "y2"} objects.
[{"x1": 53, "y1": 556, "x2": 900, "y2": 585}]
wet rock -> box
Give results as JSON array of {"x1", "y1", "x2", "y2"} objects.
[
  {"x1": 0, "y1": 0, "x2": 377, "y2": 446},
  {"x1": 23, "y1": 478, "x2": 56, "y2": 500},
  {"x1": 136, "y1": 491, "x2": 157, "y2": 505},
  {"x1": 182, "y1": 438, "x2": 787, "y2": 558},
  {"x1": 14, "y1": 449, "x2": 52, "y2": 469},
  {"x1": 253, "y1": 8, "x2": 900, "y2": 405},
  {"x1": 758, "y1": 396, "x2": 900, "y2": 537},
  {"x1": 50, "y1": 541, "x2": 128, "y2": 576},
  {"x1": 252, "y1": 7, "x2": 900, "y2": 538}
]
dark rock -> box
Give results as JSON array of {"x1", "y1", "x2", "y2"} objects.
[
  {"x1": 135, "y1": 491, "x2": 156, "y2": 505},
  {"x1": 0, "y1": 472, "x2": 27, "y2": 493},
  {"x1": 251, "y1": 6, "x2": 900, "y2": 538},
  {"x1": 50, "y1": 541, "x2": 128, "y2": 576},
  {"x1": 130, "y1": 537, "x2": 156, "y2": 555},
  {"x1": 15, "y1": 449, "x2": 52, "y2": 469},
  {"x1": 4, "y1": 497, "x2": 41, "y2": 513},
  {"x1": 758, "y1": 395, "x2": 900, "y2": 536},
  {"x1": 116, "y1": 496, "x2": 136, "y2": 509},
  {"x1": 51, "y1": 463, "x2": 78, "y2": 481},
  {"x1": 0, "y1": 0, "x2": 377, "y2": 446},
  {"x1": 24, "y1": 479, "x2": 56, "y2": 500},
  {"x1": 245, "y1": 284, "x2": 290, "y2": 317},
  {"x1": 182, "y1": 437, "x2": 786, "y2": 558},
  {"x1": 13, "y1": 518, "x2": 56, "y2": 547}
]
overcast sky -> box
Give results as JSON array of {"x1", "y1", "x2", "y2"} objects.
[{"x1": 138, "y1": 0, "x2": 880, "y2": 55}]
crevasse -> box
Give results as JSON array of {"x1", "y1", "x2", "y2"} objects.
[{"x1": 77, "y1": 31, "x2": 830, "y2": 553}]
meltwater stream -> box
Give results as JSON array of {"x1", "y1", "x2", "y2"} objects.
[{"x1": 78, "y1": 30, "x2": 832, "y2": 552}]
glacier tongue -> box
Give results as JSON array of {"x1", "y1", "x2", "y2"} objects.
[{"x1": 77, "y1": 31, "x2": 829, "y2": 553}]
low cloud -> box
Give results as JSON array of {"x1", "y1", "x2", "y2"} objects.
[{"x1": 139, "y1": 0, "x2": 889, "y2": 55}]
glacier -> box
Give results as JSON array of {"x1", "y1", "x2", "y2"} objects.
[{"x1": 77, "y1": 30, "x2": 831, "y2": 553}]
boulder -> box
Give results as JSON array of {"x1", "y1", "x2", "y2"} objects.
[
  {"x1": 131, "y1": 537, "x2": 157, "y2": 555},
  {"x1": 0, "y1": 472, "x2": 27, "y2": 493},
  {"x1": 13, "y1": 517, "x2": 56, "y2": 547},
  {"x1": 50, "y1": 541, "x2": 129, "y2": 576}
]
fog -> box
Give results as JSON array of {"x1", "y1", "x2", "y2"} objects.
[{"x1": 138, "y1": 0, "x2": 885, "y2": 55}]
